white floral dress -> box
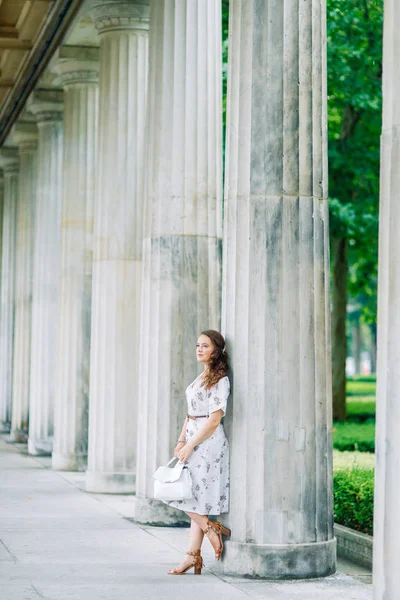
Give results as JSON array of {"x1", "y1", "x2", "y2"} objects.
[{"x1": 166, "y1": 375, "x2": 230, "y2": 516}]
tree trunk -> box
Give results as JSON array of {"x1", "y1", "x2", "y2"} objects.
[
  {"x1": 352, "y1": 319, "x2": 362, "y2": 374},
  {"x1": 370, "y1": 323, "x2": 377, "y2": 374},
  {"x1": 332, "y1": 237, "x2": 348, "y2": 422}
]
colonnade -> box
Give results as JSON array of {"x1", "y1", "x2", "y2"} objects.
[{"x1": 0, "y1": 0, "x2": 396, "y2": 590}]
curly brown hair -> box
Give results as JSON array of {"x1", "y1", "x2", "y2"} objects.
[{"x1": 200, "y1": 330, "x2": 229, "y2": 390}]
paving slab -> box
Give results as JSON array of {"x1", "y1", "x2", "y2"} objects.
[
  {"x1": 0, "y1": 585, "x2": 41, "y2": 599},
  {"x1": 0, "y1": 539, "x2": 15, "y2": 561},
  {"x1": 0, "y1": 434, "x2": 373, "y2": 600}
]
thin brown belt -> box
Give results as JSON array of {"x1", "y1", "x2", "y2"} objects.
[{"x1": 187, "y1": 414, "x2": 208, "y2": 420}]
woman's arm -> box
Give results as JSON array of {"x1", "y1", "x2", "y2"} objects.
[
  {"x1": 177, "y1": 410, "x2": 223, "y2": 462},
  {"x1": 174, "y1": 416, "x2": 189, "y2": 458}
]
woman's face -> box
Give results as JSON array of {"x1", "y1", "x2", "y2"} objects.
[{"x1": 196, "y1": 334, "x2": 215, "y2": 366}]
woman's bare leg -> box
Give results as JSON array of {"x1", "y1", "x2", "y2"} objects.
[
  {"x1": 168, "y1": 511, "x2": 223, "y2": 572},
  {"x1": 186, "y1": 511, "x2": 222, "y2": 558},
  {"x1": 185, "y1": 511, "x2": 208, "y2": 531},
  {"x1": 188, "y1": 518, "x2": 204, "y2": 552},
  {"x1": 168, "y1": 517, "x2": 204, "y2": 574}
]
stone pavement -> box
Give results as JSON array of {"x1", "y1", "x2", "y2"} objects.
[{"x1": 0, "y1": 434, "x2": 372, "y2": 600}]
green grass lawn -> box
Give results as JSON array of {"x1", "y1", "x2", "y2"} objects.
[
  {"x1": 333, "y1": 449, "x2": 375, "y2": 471},
  {"x1": 346, "y1": 377, "x2": 376, "y2": 397},
  {"x1": 341, "y1": 375, "x2": 376, "y2": 431},
  {"x1": 332, "y1": 377, "x2": 376, "y2": 452},
  {"x1": 347, "y1": 399, "x2": 376, "y2": 421},
  {"x1": 332, "y1": 420, "x2": 375, "y2": 452}
]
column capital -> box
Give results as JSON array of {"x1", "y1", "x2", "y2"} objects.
[
  {"x1": 89, "y1": 0, "x2": 149, "y2": 34},
  {"x1": 11, "y1": 123, "x2": 38, "y2": 153},
  {"x1": 27, "y1": 90, "x2": 64, "y2": 124},
  {"x1": 0, "y1": 148, "x2": 20, "y2": 172},
  {"x1": 53, "y1": 46, "x2": 100, "y2": 88}
]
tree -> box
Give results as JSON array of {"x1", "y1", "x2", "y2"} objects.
[{"x1": 327, "y1": 0, "x2": 382, "y2": 420}]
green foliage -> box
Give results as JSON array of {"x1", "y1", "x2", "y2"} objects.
[
  {"x1": 222, "y1": 0, "x2": 229, "y2": 169},
  {"x1": 333, "y1": 420, "x2": 375, "y2": 452},
  {"x1": 346, "y1": 378, "x2": 376, "y2": 396},
  {"x1": 327, "y1": 0, "x2": 383, "y2": 325},
  {"x1": 334, "y1": 468, "x2": 374, "y2": 534},
  {"x1": 347, "y1": 400, "x2": 376, "y2": 422}
]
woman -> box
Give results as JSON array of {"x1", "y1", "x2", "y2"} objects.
[{"x1": 167, "y1": 329, "x2": 231, "y2": 575}]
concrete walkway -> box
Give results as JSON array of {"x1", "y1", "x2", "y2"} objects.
[{"x1": 0, "y1": 435, "x2": 373, "y2": 600}]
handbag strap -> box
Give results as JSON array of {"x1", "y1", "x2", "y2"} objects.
[{"x1": 166, "y1": 457, "x2": 181, "y2": 467}]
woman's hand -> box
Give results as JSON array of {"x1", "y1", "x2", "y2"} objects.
[
  {"x1": 177, "y1": 443, "x2": 194, "y2": 463},
  {"x1": 174, "y1": 441, "x2": 185, "y2": 458}
]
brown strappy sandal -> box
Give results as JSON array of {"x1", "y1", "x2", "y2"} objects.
[
  {"x1": 168, "y1": 549, "x2": 203, "y2": 575},
  {"x1": 203, "y1": 520, "x2": 231, "y2": 560}
]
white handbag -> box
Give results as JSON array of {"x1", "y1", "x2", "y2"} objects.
[{"x1": 153, "y1": 457, "x2": 193, "y2": 501}]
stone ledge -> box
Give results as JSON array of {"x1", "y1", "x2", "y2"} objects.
[{"x1": 334, "y1": 523, "x2": 373, "y2": 570}]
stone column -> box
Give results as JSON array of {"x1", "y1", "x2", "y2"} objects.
[
  {"x1": 86, "y1": 0, "x2": 149, "y2": 493},
  {"x1": 52, "y1": 48, "x2": 99, "y2": 471},
  {"x1": 133, "y1": 0, "x2": 223, "y2": 524},
  {"x1": 0, "y1": 178, "x2": 3, "y2": 376},
  {"x1": 8, "y1": 124, "x2": 38, "y2": 442},
  {"x1": 373, "y1": 1, "x2": 400, "y2": 596},
  {"x1": 27, "y1": 92, "x2": 63, "y2": 456},
  {"x1": 219, "y1": 0, "x2": 335, "y2": 579},
  {"x1": 0, "y1": 150, "x2": 19, "y2": 433}
]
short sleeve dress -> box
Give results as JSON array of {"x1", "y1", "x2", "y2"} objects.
[{"x1": 166, "y1": 375, "x2": 230, "y2": 516}]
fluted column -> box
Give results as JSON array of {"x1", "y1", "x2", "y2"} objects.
[
  {"x1": 0, "y1": 150, "x2": 19, "y2": 433},
  {"x1": 133, "y1": 0, "x2": 223, "y2": 524},
  {"x1": 27, "y1": 92, "x2": 63, "y2": 456},
  {"x1": 0, "y1": 175, "x2": 5, "y2": 431},
  {"x1": 52, "y1": 49, "x2": 99, "y2": 471},
  {"x1": 219, "y1": 0, "x2": 335, "y2": 579},
  {"x1": 373, "y1": 1, "x2": 400, "y2": 597},
  {"x1": 86, "y1": 0, "x2": 149, "y2": 493},
  {"x1": 0, "y1": 179, "x2": 3, "y2": 368},
  {"x1": 8, "y1": 124, "x2": 38, "y2": 442}
]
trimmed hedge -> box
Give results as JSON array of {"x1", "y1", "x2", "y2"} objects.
[
  {"x1": 347, "y1": 400, "x2": 376, "y2": 423},
  {"x1": 334, "y1": 468, "x2": 374, "y2": 535},
  {"x1": 332, "y1": 420, "x2": 375, "y2": 453}
]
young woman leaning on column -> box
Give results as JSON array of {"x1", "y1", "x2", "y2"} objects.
[{"x1": 166, "y1": 330, "x2": 231, "y2": 575}]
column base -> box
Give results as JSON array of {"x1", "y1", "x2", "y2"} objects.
[
  {"x1": 86, "y1": 470, "x2": 135, "y2": 494},
  {"x1": 28, "y1": 438, "x2": 53, "y2": 456},
  {"x1": 0, "y1": 422, "x2": 10, "y2": 433},
  {"x1": 7, "y1": 430, "x2": 28, "y2": 443},
  {"x1": 131, "y1": 496, "x2": 190, "y2": 526},
  {"x1": 214, "y1": 538, "x2": 336, "y2": 579},
  {"x1": 52, "y1": 452, "x2": 87, "y2": 472}
]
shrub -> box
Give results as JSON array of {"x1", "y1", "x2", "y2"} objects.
[
  {"x1": 347, "y1": 400, "x2": 376, "y2": 422},
  {"x1": 332, "y1": 420, "x2": 375, "y2": 452},
  {"x1": 334, "y1": 468, "x2": 374, "y2": 535}
]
